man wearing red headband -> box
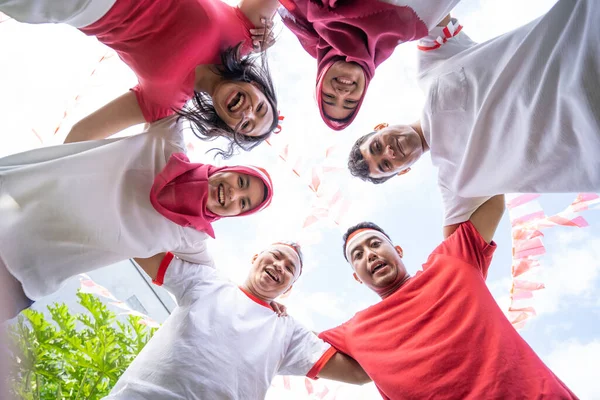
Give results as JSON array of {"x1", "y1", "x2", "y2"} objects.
[
  {"x1": 105, "y1": 242, "x2": 370, "y2": 399},
  {"x1": 319, "y1": 195, "x2": 578, "y2": 399},
  {"x1": 348, "y1": 0, "x2": 599, "y2": 234}
]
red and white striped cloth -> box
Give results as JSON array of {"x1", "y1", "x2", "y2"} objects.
[{"x1": 417, "y1": 20, "x2": 463, "y2": 51}]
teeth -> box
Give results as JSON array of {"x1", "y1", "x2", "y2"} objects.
[
  {"x1": 265, "y1": 269, "x2": 279, "y2": 282},
  {"x1": 337, "y1": 78, "x2": 354, "y2": 85},
  {"x1": 230, "y1": 93, "x2": 244, "y2": 112},
  {"x1": 218, "y1": 185, "x2": 225, "y2": 205}
]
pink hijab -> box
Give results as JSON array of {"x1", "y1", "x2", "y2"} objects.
[
  {"x1": 279, "y1": 0, "x2": 428, "y2": 130},
  {"x1": 150, "y1": 153, "x2": 273, "y2": 238}
]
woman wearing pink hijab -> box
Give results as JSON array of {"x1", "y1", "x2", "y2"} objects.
[
  {"x1": 279, "y1": 0, "x2": 461, "y2": 130},
  {"x1": 0, "y1": 117, "x2": 273, "y2": 320}
]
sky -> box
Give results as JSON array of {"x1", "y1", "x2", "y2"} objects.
[{"x1": 1, "y1": 0, "x2": 599, "y2": 398}]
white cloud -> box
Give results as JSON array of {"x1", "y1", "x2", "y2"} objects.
[{"x1": 544, "y1": 339, "x2": 600, "y2": 399}]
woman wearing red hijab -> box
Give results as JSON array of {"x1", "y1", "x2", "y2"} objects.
[
  {"x1": 279, "y1": 0, "x2": 461, "y2": 130},
  {"x1": 0, "y1": 117, "x2": 274, "y2": 320},
  {"x1": 0, "y1": 0, "x2": 281, "y2": 158}
]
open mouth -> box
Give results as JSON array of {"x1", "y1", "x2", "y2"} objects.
[
  {"x1": 371, "y1": 261, "x2": 388, "y2": 275},
  {"x1": 395, "y1": 137, "x2": 406, "y2": 158},
  {"x1": 265, "y1": 267, "x2": 280, "y2": 283},
  {"x1": 227, "y1": 92, "x2": 245, "y2": 112},
  {"x1": 218, "y1": 184, "x2": 225, "y2": 206},
  {"x1": 334, "y1": 77, "x2": 356, "y2": 88}
]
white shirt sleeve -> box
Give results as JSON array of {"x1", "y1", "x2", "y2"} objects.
[
  {"x1": 440, "y1": 183, "x2": 491, "y2": 226},
  {"x1": 159, "y1": 254, "x2": 217, "y2": 304},
  {"x1": 278, "y1": 318, "x2": 334, "y2": 378},
  {"x1": 172, "y1": 240, "x2": 216, "y2": 269},
  {"x1": 418, "y1": 18, "x2": 477, "y2": 74}
]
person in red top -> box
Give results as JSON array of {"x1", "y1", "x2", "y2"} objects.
[
  {"x1": 0, "y1": 0, "x2": 281, "y2": 157},
  {"x1": 319, "y1": 195, "x2": 579, "y2": 399}
]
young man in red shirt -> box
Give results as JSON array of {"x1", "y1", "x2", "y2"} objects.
[{"x1": 319, "y1": 195, "x2": 578, "y2": 399}]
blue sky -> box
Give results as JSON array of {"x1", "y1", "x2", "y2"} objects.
[{"x1": 1, "y1": 0, "x2": 598, "y2": 398}]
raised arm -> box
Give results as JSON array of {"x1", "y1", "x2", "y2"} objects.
[
  {"x1": 238, "y1": 0, "x2": 280, "y2": 27},
  {"x1": 444, "y1": 195, "x2": 505, "y2": 243},
  {"x1": 133, "y1": 253, "x2": 167, "y2": 282},
  {"x1": 317, "y1": 352, "x2": 371, "y2": 385},
  {"x1": 64, "y1": 91, "x2": 145, "y2": 143}
]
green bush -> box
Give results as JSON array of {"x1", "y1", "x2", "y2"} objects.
[{"x1": 6, "y1": 291, "x2": 158, "y2": 399}]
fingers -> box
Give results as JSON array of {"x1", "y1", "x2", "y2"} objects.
[{"x1": 250, "y1": 17, "x2": 276, "y2": 51}]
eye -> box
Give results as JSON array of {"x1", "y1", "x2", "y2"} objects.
[
  {"x1": 375, "y1": 141, "x2": 381, "y2": 152},
  {"x1": 257, "y1": 102, "x2": 264, "y2": 113},
  {"x1": 345, "y1": 99, "x2": 358, "y2": 104},
  {"x1": 372, "y1": 240, "x2": 381, "y2": 248},
  {"x1": 273, "y1": 253, "x2": 280, "y2": 260},
  {"x1": 242, "y1": 121, "x2": 250, "y2": 131},
  {"x1": 353, "y1": 251, "x2": 363, "y2": 260},
  {"x1": 384, "y1": 161, "x2": 392, "y2": 170},
  {"x1": 324, "y1": 93, "x2": 334, "y2": 99},
  {"x1": 241, "y1": 199, "x2": 246, "y2": 210},
  {"x1": 286, "y1": 265, "x2": 293, "y2": 273},
  {"x1": 238, "y1": 176, "x2": 243, "y2": 188}
]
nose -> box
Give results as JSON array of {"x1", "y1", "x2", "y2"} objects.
[
  {"x1": 242, "y1": 104, "x2": 254, "y2": 119},
  {"x1": 367, "y1": 250, "x2": 377, "y2": 262},
  {"x1": 228, "y1": 186, "x2": 238, "y2": 202},
  {"x1": 385, "y1": 145, "x2": 396, "y2": 159}
]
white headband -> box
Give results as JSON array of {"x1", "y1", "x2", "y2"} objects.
[{"x1": 344, "y1": 229, "x2": 393, "y2": 267}]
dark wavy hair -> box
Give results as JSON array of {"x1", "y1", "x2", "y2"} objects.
[
  {"x1": 342, "y1": 221, "x2": 391, "y2": 260},
  {"x1": 348, "y1": 131, "x2": 396, "y2": 184},
  {"x1": 178, "y1": 43, "x2": 278, "y2": 159}
]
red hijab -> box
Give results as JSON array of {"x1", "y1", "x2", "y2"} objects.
[
  {"x1": 150, "y1": 153, "x2": 273, "y2": 238},
  {"x1": 279, "y1": 0, "x2": 428, "y2": 130}
]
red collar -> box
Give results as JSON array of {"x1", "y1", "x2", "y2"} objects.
[{"x1": 238, "y1": 287, "x2": 272, "y2": 310}]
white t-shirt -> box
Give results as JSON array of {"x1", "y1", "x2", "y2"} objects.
[
  {"x1": 379, "y1": 0, "x2": 460, "y2": 30},
  {"x1": 0, "y1": 117, "x2": 212, "y2": 300},
  {"x1": 106, "y1": 255, "x2": 334, "y2": 400},
  {"x1": 416, "y1": 0, "x2": 600, "y2": 225}
]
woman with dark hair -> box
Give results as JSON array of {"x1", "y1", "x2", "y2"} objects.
[
  {"x1": 278, "y1": 0, "x2": 460, "y2": 130},
  {"x1": 0, "y1": 116, "x2": 275, "y2": 320},
  {"x1": 0, "y1": 0, "x2": 280, "y2": 155}
]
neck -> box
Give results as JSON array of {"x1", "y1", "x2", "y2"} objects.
[
  {"x1": 410, "y1": 120, "x2": 429, "y2": 153},
  {"x1": 378, "y1": 274, "x2": 411, "y2": 299},
  {"x1": 194, "y1": 64, "x2": 224, "y2": 95},
  {"x1": 241, "y1": 282, "x2": 274, "y2": 303}
]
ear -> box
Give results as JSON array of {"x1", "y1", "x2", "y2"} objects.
[
  {"x1": 373, "y1": 123, "x2": 389, "y2": 131},
  {"x1": 395, "y1": 245, "x2": 404, "y2": 258},
  {"x1": 353, "y1": 272, "x2": 363, "y2": 284},
  {"x1": 397, "y1": 168, "x2": 411, "y2": 176},
  {"x1": 251, "y1": 254, "x2": 258, "y2": 264}
]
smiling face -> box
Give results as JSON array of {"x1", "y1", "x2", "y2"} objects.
[
  {"x1": 245, "y1": 244, "x2": 302, "y2": 301},
  {"x1": 212, "y1": 80, "x2": 275, "y2": 138},
  {"x1": 348, "y1": 234, "x2": 409, "y2": 298},
  {"x1": 206, "y1": 171, "x2": 266, "y2": 217},
  {"x1": 359, "y1": 124, "x2": 425, "y2": 179},
  {"x1": 320, "y1": 61, "x2": 366, "y2": 122}
]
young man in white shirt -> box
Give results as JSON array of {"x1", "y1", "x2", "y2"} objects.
[
  {"x1": 105, "y1": 242, "x2": 370, "y2": 399},
  {"x1": 347, "y1": 0, "x2": 600, "y2": 235}
]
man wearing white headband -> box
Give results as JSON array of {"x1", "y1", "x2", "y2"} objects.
[
  {"x1": 105, "y1": 243, "x2": 370, "y2": 399},
  {"x1": 319, "y1": 195, "x2": 578, "y2": 399}
]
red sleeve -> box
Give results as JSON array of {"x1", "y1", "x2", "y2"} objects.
[
  {"x1": 130, "y1": 85, "x2": 177, "y2": 122},
  {"x1": 318, "y1": 323, "x2": 350, "y2": 356},
  {"x1": 152, "y1": 252, "x2": 174, "y2": 286},
  {"x1": 306, "y1": 346, "x2": 337, "y2": 380},
  {"x1": 433, "y1": 221, "x2": 497, "y2": 278}
]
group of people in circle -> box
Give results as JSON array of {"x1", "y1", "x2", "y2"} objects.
[{"x1": 1, "y1": 0, "x2": 597, "y2": 398}]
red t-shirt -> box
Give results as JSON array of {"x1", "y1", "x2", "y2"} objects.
[
  {"x1": 80, "y1": 0, "x2": 254, "y2": 122},
  {"x1": 319, "y1": 222, "x2": 578, "y2": 399}
]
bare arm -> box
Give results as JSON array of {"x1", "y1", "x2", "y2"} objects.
[
  {"x1": 437, "y1": 14, "x2": 452, "y2": 27},
  {"x1": 317, "y1": 352, "x2": 371, "y2": 385},
  {"x1": 64, "y1": 91, "x2": 145, "y2": 143},
  {"x1": 444, "y1": 195, "x2": 505, "y2": 243},
  {"x1": 238, "y1": 0, "x2": 280, "y2": 27},
  {"x1": 133, "y1": 253, "x2": 167, "y2": 282}
]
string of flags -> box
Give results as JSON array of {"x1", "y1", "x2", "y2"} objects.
[{"x1": 506, "y1": 193, "x2": 599, "y2": 329}]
